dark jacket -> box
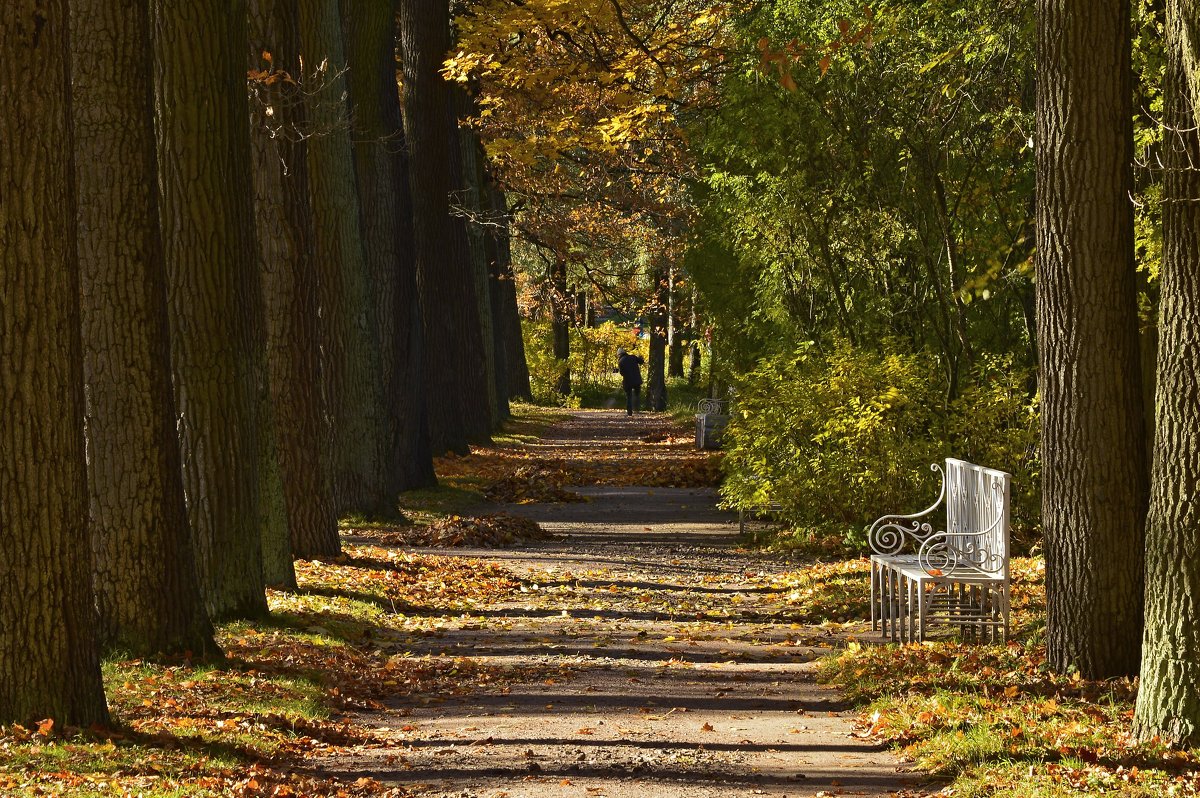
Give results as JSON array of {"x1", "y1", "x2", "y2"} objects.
[{"x1": 617, "y1": 352, "x2": 644, "y2": 389}]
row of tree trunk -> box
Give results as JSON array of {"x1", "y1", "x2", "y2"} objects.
[
  {"x1": 0, "y1": 0, "x2": 528, "y2": 726},
  {"x1": 1036, "y1": 0, "x2": 1200, "y2": 745}
]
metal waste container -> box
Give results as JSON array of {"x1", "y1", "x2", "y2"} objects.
[{"x1": 694, "y1": 399, "x2": 729, "y2": 450}]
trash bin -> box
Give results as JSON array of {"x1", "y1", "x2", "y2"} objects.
[{"x1": 694, "y1": 410, "x2": 729, "y2": 450}]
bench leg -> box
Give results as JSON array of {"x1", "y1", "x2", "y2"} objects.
[
  {"x1": 917, "y1": 582, "x2": 928, "y2": 643},
  {"x1": 1001, "y1": 585, "x2": 1011, "y2": 643},
  {"x1": 902, "y1": 573, "x2": 912, "y2": 643},
  {"x1": 888, "y1": 569, "x2": 900, "y2": 642},
  {"x1": 870, "y1": 561, "x2": 878, "y2": 632},
  {"x1": 882, "y1": 566, "x2": 894, "y2": 640}
]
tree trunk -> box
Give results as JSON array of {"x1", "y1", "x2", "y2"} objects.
[
  {"x1": 688, "y1": 285, "x2": 702, "y2": 385},
  {"x1": 0, "y1": 2, "x2": 110, "y2": 725},
  {"x1": 399, "y1": 0, "x2": 493, "y2": 452},
  {"x1": 492, "y1": 187, "x2": 532, "y2": 401},
  {"x1": 71, "y1": 0, "x2": 219, "y2": 657},
  {"x1": 668, "y1": 268, "x2": 685, "y2": 378},
  {"x1": 248, "y1": 0, "x2": 341, "y2": 559},
  {"x1": 1035, "y1": 0, "x2": 1148, "y2": 677},
  {"x1": 550, "y1": 259, "x2": 572, "y2": 396},
  {"x1": 1133, "y1": 0, "x2": 1200, "y2": 746},
  {"x1": 647, "y1": 264, "x2": 669, "y2": 411},
  {"x1": 456, "y1": 89, "x2": 502, "y2": 422},
  {"x1": 298, "y1": 0, "x2": 394, "y2": 515},
  {"x1": 151, "y1": 0, "x2": 269, "y2": 620},
  {"x1": 340, "y1": 0, "x2": 434, "y2": 494},
  {"x1": 481, "y1": 177, "x2": 511, "y2": 417}
]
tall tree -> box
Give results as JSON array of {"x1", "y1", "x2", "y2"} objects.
[
  {"x1": 151, "y1": 0, "x2": 269, "y2": 619},
  {"x1": 1036, "y1": 0, "x2": 1148, "y2": 677},
  {"x1": 248, "y1": 0, "x2": 342, "y2": 558},
  {"x1": 298, "y1": 0, "x2": 396, "y2": 514},
  {"x1": 491, "y1": 187, "x2": 533, "y2": 401},
  {"x1": 0, "y1": 0, "x2": 110, "y2": 725},
  {"x1": 399, "y1": 0, "x2": 493, "y2": 453},
  {"x1": 480, "y1": 175, "x2": 513, "y2": 415},
  {"x1": 550, "y1": 257, "x2": 572, "y2": 397},
  {"x1": 71, "y1": 0, "x2": 218, "y2": 656},
  {"x1": 456, "y1": 89, "x2": 502, "y2": 421},
  {"x1": 646, "y1": 261, "x2": 669, "y2": 411},
  {"x1": 340, "y1": 0, "x2": 435, "y2": 492},
  {"x1": 1133, "y1": 0, "x2": 1200, "y2": 746},
  {"x1": 668, "y1": 266, "x2": 685, "y2": 379}
]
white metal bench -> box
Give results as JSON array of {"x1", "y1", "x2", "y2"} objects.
[{"x1": 868, "y1": 458, "x2": 1011, "y2": 643}]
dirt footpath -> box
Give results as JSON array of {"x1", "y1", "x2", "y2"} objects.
[{"x1": 324, "y1": 411, "x2": 928, "y2": 798}]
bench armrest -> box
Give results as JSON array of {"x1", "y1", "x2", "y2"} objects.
[
  {"x1": 868, "y1": 463, "x2": 946, "y2": 555},
  {"x1": 917, "y1": 529, "x2": 1006, "y2": 576}
]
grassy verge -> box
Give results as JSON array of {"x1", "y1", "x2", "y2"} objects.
[
  {"x1": 786, "y1": 557, "x2": 1200, "y2": 796},
  {"x1": 0, "y1": 544, "x2": 561, "y2": 797},
  {"x1": 491, "y1": 402, "x2": 572, "y2": 446}
]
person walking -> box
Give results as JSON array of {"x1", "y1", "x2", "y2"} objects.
[{"x1": 616, "y1": 347, "x2": 645, "y2": 416}]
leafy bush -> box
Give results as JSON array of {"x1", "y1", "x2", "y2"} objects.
[
  {"x1": 521, "y1": 321, "x2": 577, "y2": 407},
  {"x1": 721, "y1": 342, "x2": 1040, "y2": 552}
]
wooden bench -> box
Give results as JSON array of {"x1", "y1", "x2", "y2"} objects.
[{"x1": 868, "y1": 458, "x2": 1011, "y2": 643}]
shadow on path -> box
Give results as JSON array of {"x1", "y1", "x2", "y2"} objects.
[{"x1": 321, "y1": 410, "x2": 927, "y2": 798}]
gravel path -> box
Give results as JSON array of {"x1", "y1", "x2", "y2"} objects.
[{"x1": 325, "y1": 410, "x2": 927, "y2": 798}]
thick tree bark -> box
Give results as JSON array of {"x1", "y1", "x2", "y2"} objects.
[
  {"x1": 340, "y1": 0, "x2": 434, "y2": 493},
  {"x1": 0, "y1": 2, "x2": 110, "y2": 725},
  {"x1": 248, "y1": 0, "x2": 341, "y2": 559},
  {"x1": 71, "y1": 0, "x2": 219, "y2": 657},
  {"x1": 1035, "y1": 0, "x2": 1148, "y2": 677},
  {"x1": 399, "y1": 0, "x2": 493, "y2": 453},
  {"x1": 1133, "y1": 0, "x2": 1200, "y2": 746},
  {"x1": 491, "y1": 187, "x2": 532, "y2": 401},
  {"x1": 151, "y1": 0, "x2": 269, "y2": 619},
  {"x1": 256, "y1": 414, "x2": 294, "y2": 587},
  {"x1": 298, "y1": 0, "x2": 394, "y2": 515}
]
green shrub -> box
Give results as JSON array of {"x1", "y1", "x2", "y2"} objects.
[{"x1": 721, "y1": 342, "x2": 1040, "y2": 552}]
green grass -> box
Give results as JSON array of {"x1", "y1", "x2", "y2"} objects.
[
  {"x1": 393, "y1": 484, "x2": 485, "y2": 524},
  {"x1": 492, "y1": 402, "x2": 571, "y2": 445}
]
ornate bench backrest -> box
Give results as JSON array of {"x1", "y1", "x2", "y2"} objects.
[
  {"x1": 697, "y1": 398, "x2": 727, "y2": 414},
  {"x1": 940, "y1": 458, "x2": 1011, "y2": 576}
]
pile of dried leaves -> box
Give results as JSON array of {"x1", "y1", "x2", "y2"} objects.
[
  {"x1": 345, "y1": 515, "x2": 554, "y2": 549},
  {"x1": 422, "y1": 513, "x2": 555, "y2": 546},
  {"x1": 295, "y1": 544, "x2": 524, "y2": 610},
  {"x1": 482, "y1": 465, "x2": 587, "y2": 504}
]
